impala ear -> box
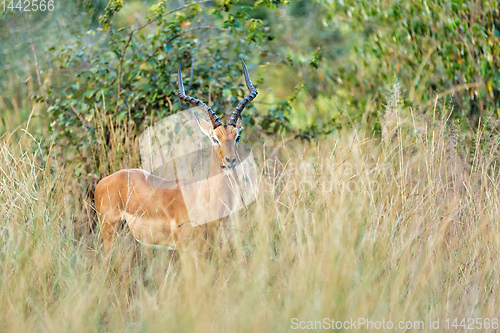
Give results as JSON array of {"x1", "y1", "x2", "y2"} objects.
[
  {"x1": 193, "y1": 112, "x2": 213, "y2": 138},
  {"x1": 236, "y1": 116, "x2": 243, "y2": 131}
]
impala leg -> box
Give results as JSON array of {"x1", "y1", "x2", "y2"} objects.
[
  {"x1": 173, "y1": 224, "x2": 209, "y2": 269},
  {"x1": 99, "y1": 209, "x2": 123, "y2": 256}
]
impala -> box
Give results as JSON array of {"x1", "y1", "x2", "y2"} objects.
[{"x1": 94, "y1": 59, "x2": 258, "y2": 255}]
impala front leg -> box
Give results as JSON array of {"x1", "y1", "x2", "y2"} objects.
[{"x1": 99, "y1": 211, "x2": 123, "y2": 256}]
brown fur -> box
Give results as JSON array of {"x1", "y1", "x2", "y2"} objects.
[{"x1": 95, "y1": 122, "x2": 241, "y2": 256}]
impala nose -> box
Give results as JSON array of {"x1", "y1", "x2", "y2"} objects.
[{"x1": 225, "y1": 157, "x2": 237, "y2": 168}]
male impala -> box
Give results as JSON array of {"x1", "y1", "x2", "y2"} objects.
[{"x1": 94, "y1": 59, "x2": 258, "y2": 255}]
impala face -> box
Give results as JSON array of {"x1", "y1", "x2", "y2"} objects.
[
  {"x1": 179, "y1": 58, "x2": 257, "y2": 171},
  {"x1": 195, "y1": 114, "x2": 243, "y2": 170},
  {"x1": 213, "y1": 124, "x2": 242, "y2": 170}
]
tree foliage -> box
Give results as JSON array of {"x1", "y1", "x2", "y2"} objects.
[{"x1": 329, "y1": 0, "x2": 500, "y2": 127}]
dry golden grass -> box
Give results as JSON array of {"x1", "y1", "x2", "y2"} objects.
[{"x1": 1, "y1": 100, "x2": 500, "y2": 332}]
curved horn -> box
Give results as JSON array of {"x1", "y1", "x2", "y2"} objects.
[
  {"x1": 227, "y1": 58, "x2": 258, "y2": 127},
  {"x1": 177, "y1": 63, "x2": 222, "y2": 128}
]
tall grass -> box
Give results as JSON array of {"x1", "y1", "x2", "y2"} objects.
[{"x1": 1, "y1": 96, "x2": 500, "y2": 332}]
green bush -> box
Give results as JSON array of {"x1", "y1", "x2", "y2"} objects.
[{"x1": 329, "y1": 0, "x2": 500, "y2": 127}]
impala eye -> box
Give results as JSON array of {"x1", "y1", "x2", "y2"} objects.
[
  {"x1": 212, "y1": 137, "x2": 220, "y2": 145},
  {"x1": 235, "y1": 135, "x2": 241, "y2": 143}
]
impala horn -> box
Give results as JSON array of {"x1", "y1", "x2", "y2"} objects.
[
  {"x1": 227, "y1": 58, "x2": 258, "y2": 127},
  {"x1": 178, "y1": 63, "x2": 222, "y2": 128}
]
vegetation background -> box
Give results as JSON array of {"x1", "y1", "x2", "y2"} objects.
[{"x1": 1, "y1": 0, "x2": 500, "y2": 332}]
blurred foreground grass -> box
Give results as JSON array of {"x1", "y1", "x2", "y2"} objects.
[{"x1": 1, "y1": 91, "x2": 499, "y2": 332}]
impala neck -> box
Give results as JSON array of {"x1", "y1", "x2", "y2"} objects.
[{"x1": 208, "y1": 144, "x2": 236, "y2": 203}]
